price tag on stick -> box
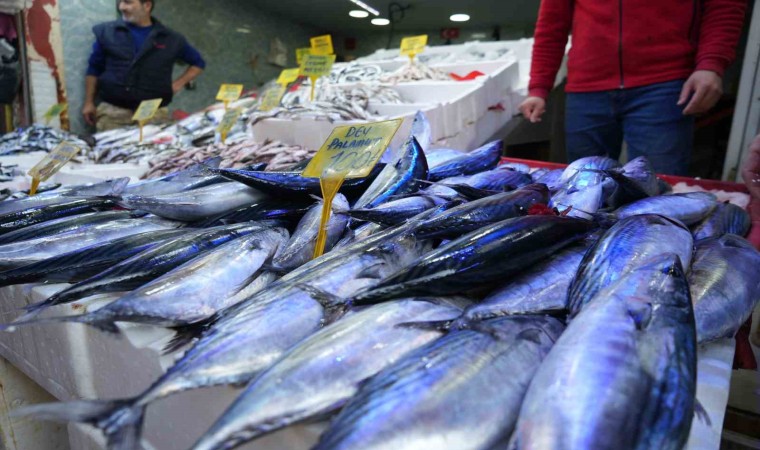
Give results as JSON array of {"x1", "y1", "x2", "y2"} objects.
[
  {"x1": 27, "y1": 141, "x2": 81, "y2": 195},
  {"x1": 216, "y1": 84, "x2": 244, "y2": 110},
  {"x1": 302, "y1": 118, "x2": 403, "y2": 258},
  {"x1": 299, "y1": 54, "x2": 336, "y2": 102},
  {"x1": 259, "y1": 85, "x2": 287, "y2": 112},
  {"x1": 310, "y1": 34, "x2": 334, "y2": 56},
  {"x1": 400, "y1": 35, "x2": 428, "y2": 63},
  {"x1": 277, "y1": 68, "x2": 301, "y2": 86},
  {"x1": 132, "y1": 98, "x2": 162, "y2": 143},
  {"x1": 217, "y1": 108, "x2": 243, "y2": 143},
  {"x1": 43, "y1": 103, "x2": 68, "y2": 125},
  {"x1": 296, "y1": 47, "x2": 312, "y2": 65}
]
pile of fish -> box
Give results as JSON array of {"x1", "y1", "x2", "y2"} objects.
[
  {"x1": 0, "y1": 125, "x2": 91, "y2": 156},
  {"x1": 1, "y1": 112, "x2": 758, "y2": 450},
  {"x1": 328, "y1": 63, "x2": 385, "y2": 84},
  {"x1": 143, "y1": 139, "x2": 314, "y2": 178},
  {"x1": 380, "y1": 61, "x2": 451, "y2": 83}
]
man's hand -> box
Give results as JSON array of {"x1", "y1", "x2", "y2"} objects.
[
  {"x1": 678, "y1": 70, "x2": 723, "y2": 115},
  {"x1": 519, "y1": 97, "x2": 547, "y2": 123},
  {"x1": 172, "y1": 80, "x2": 184, "y2": 94},
  {"x1": 82, "y1": 102, "x2": 97, "y2": 126}
]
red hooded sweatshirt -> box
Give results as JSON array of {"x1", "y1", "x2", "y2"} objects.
[{"x1": 528, "y1": 0, "x2": 747, "y2": 99}]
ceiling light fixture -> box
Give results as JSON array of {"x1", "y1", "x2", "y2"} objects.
[
  {"x1": 349, "y1": 0, "x2": 380, "y2": 16},
  {"x1": 349, "y1": 10, "x2": 369, "y2": 18},
  {"x1": 371, "y1": 17, "x2": 390, "y2": 26},
  {"x1": 450, "y1": 13, "x2": 470, "y2": 22}
]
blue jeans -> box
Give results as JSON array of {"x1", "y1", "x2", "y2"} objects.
[{"x1": 565, "y1": 80, "x2": 694, "y2": 176}]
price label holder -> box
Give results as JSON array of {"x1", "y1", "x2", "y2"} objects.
[
  {"x1": 216, "y1": 84, "x2": 244, "y2": 110},
  {"x1": 302, "y1": 118, "x2": 403, "y2": 258},
  {"x1": 27, "y1": 141, "x2": 81, "y2": 195},
  {"x1": 277, "y1": 68, "x2": 301, "y2": 86},
  {"x1": 400, "y1": 35, "x2": 428, "y2": 63},
  {"x1": 310, "y1": 34, "x2": 334, "y2": 56},
  {"x1": 44, "y1": 103, "x2": 68, "y2": 125},
  {"x1": 217, "y1": 108, "x2": 243, "y2": 144},
  {"x1": 132, "y1": 98, "x2": 162, "y2": 143},
  {"x1": 259, "y1": 85, "x2": 287, "y2": 112},
  {"x1": 296, "y1": 47, "x2": 312, "y2": 66},
  {"x1": 299, "y1": 54, "x2": 336, "y2": 102}
]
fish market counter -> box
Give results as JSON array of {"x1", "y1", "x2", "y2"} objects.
[{"x1": 0, "y1": 281, "x2": 738, "y2": 450}]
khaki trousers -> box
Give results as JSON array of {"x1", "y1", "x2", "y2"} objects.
[{"x1": 96, "y1": 101, "x2": 170, "y2": 132}]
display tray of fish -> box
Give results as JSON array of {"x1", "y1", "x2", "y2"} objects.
[
  {"x1": 0, "y1": 124, "x2": 91, "y2": 156},
  {"x1": 1, "y1": 113, "x2": 756, "y2": 450}
]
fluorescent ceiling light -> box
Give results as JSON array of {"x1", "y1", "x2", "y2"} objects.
[
  {"x1": 349, "y1": 0, "x2": 379, "y2": 16},
  {"x1": 371, "y1": 18, "x2": 390, "y2": 26},
  {"x1": 450, "y1": 13, "x2": 470, "y2": 22},
  {"x1": 349, "y1": 10, "x2": 369, "y2": 18}
]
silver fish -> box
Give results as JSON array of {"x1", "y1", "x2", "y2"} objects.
[
  {"x1": 691, "y1": 202, "x2": 751, "y2": 241},
  {"x1": 119, "y1": 182, "x2": 268, "y2": 221},
  {"x1": 272, "y1": 194, "x2": 349, "y2": 270},
  {"x1": 314, "y1": 315, "x2": 564, "y2": 450},
  {"x1": 191, "y1": 298, "x2": 462, "y2": 450},
  {"x1": 514, "y1": 254, "x2": 696, "y2": 450},
  {"x1": 689, "y1": 234, "x2": 760, "y2": 343},
  {"x1": 0, "y1": 178, "x2": 129, "y2": 216},
  {"x1": 425, "y1": 148, "x2": 466, "y2": 169},
  {"x1": 558, "y1": 156, "x2": 620, "y2": 184},
  {"x1": 551, "y1": 170, "x2": 606, "y2": 219},
  {"x1": 612, "y1": 192, "x2": 717, "y2": 226},
  {"x1": 567, "y1": 214, "x2": 694, "y2": 316}
]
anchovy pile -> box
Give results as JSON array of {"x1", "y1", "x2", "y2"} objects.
[
  {"x1": 0, "y1": 125, "x2": 91, "y2": 156},
  {"x1": 143, "y1": 139, "x2": 315, "y2": 178},
  {"x1": 328, "y1": 63, "x2": 384, "y2": 84},
  {"x1": 380, "y1": 61, "x2": 451, "y2": 83},
  {"x1": 1, "y1": 112, "x2": 757, "y2": 450}
]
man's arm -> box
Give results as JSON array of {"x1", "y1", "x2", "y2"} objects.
[
  {"x1": 172, "y1": 66, "x2": 203, "y2": 93},
  {"x1": 519, "y1": 0, "x2": 573, "y2": 123},
  {"x1": 679, "y1": 0, "x2": 746, "y2": 115},
  {"x1": 742, "y1": 135, "x2": 760, "y2": 250},
  {"x1": 84, "y1": 40, "x2": 105, "y2": 126}
]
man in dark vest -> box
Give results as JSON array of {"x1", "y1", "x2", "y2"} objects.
[{"x1": 83, "y1": 0, "x2": 205, "y2": 131}]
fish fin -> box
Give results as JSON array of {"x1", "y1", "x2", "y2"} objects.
[
  {"x1": 396, "y1": 319, "x2": 454, "y2": 333},
  {"x1": 163, "y1": 319, "x2": 213, "y2": 354},
  {"x1": 1, "y1": 313, "x2": 120, "y2": 334},
  {"x1": 294, "y1": 283, "x2": 350, "y2": 325},
  {"x1": 12, "y1": 398, "x2": 146, "y2": 450},
  {"x1": 693, "y1": 399, "x2": 712, "y2": 426}
]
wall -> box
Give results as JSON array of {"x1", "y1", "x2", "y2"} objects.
[{"x1": 58, "y1": 0, "x2": 322, "y2": 135}]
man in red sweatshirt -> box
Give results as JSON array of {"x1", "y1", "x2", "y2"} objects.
[{"x1": 519, "y1": 0, "x2": 747, "y2": 175}]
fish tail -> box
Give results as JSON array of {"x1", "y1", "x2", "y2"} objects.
[
  {"x1": 2, "y1": 312, "x2": 120, "y2": 334},
  {"x1": 12, "y1": 398, "x2": 146, "y2": 450},
  {"x1": 163, "y1": 319, "x2": 214, "y2": 354},
  {"x1": 294, "y1": 283, "x2": 350, "y2": 325}
]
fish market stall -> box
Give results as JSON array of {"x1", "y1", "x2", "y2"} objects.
[{"x1": 0, "y1": 128, "x2": 756, "y2": 450}]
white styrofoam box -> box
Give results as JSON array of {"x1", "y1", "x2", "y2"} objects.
[
  {"x1": 0, "y1": 278, "x2": 734, "y2": 450},
  {"x1": 369, "y1": 103, "x2": 445, "y2": 144}
]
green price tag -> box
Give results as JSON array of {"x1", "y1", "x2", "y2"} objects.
[
  {"x1": 400, "y1": 35, "x2": 428, "y2": 59},
  {"x1": 28, "y1": 141, "x2": 81, "y2": 182},
  {"x1": 44, "y1": 103, "x2": 68, "y2": 125},
  {"x1": 302, "y1": 119, "x2": 403, "y2": 179},
  {"x1": 296, "y1": 47, "x2": 312, "y2": 65},
  {"x1": 310, "y1": 34, "x2": 334, "y2": 55},
  {"x1": 132, "y1": 99, "x2": 163, "y2": 122},
  {"x1": 216, "y1": 84, "x2": 244, "y2": 103},
  {"x1": 259, "y1": 85, "x2": 287, "y2": 112},
  {"x1": 277, "y1": 68, "x2": 301, "y2": 86}
]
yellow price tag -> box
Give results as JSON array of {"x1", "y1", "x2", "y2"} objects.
[
  {"x1": 259, "y1": 85, "x2": 287, "y2": 112},
  {"x1": 303, "y1": 119, "x2": 403, "y2": 258},
  {"x1": 217, "y1": 108, "x2": 243, "y2": 143},
  {"x1": 132, "y1": 99, "x2": 162, "y2": 122},
  {"x1": 303, "y1": 119, "x2": 403, "y2": 179},
  {"x1": 216, "y1": 84, "x2": 244, "y2": 103},
  {"x1": 296, "y1": 47, "x2": 312, "y2": 65},
  {"x1": 277, "y1": 68, "x2": 301, "y2": 86},
  {"x1": 299, "y1": 54, "x2": 336, "y2": 78},
  {"x1": 43, "y1": 103, "x2": 68, "y2": 125},
  {"x1": 27, "y1": 141, "x2": 81, "y2": 195},
  {"x1": 400, "y1": 35, "x2": 428, "y2": 60},
  {"x1": 310, "y1": 34, "x2": 334, "y2": 55}
]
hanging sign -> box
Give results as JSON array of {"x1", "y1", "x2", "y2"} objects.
[
  {"x1": 27, "y1": 141, "x2": 82, "y2": 195},
  {"x1": 43, "y1": 103, "x2": 68, "y2": 125},
  {"x1": 302, "y1": 118, "x2": 403, "y2": 258},
  {"x1": 310, "y1": 34, "x2": 334, "y2": 55}
]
